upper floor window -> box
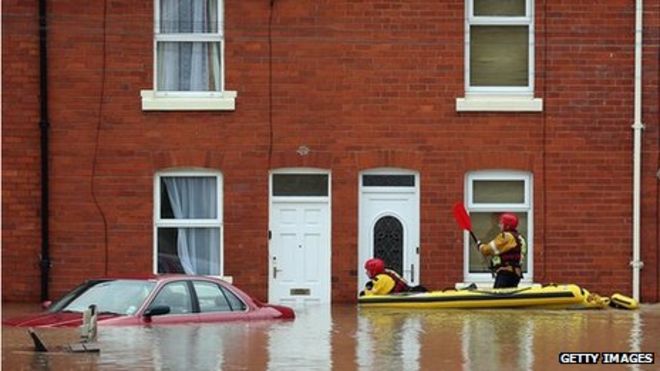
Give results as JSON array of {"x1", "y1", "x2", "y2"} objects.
[
  {"x1": 157, "y1": 0, "x2": 222, "y2": 92},
  {"x1": 456, "y1": 0, "x2": 542, "y2": 112},
  {"x1": 142, "y1": 0, "x2": 237, "y2": 111},
  {"x1": 467, "y1": 0, "x2": 533, "y2": 92},
  {"x1": 155, "y1": 171, "x2": 223, "y2": 275}
]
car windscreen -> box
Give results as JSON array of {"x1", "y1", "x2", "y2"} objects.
[{"x1": 50, "y1": 280, "x2": 156, "y2": 316}]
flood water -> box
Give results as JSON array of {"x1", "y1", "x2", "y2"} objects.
[{"x1": 3, "y1": 302, "x2": 659, "y2": 370}]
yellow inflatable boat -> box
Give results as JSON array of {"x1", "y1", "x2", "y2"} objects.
[
  {"x1": 609, "y1": 293, "x2": 639, "y2": 310},
  {"x1": 358, "y1": 284, "x2": 610, "y2": 310}
]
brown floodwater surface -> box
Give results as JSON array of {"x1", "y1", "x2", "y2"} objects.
[{"x1": 2, "y1": 303, "x2": 659, "y2": 370}]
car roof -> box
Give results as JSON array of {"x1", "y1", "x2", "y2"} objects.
[
  {"x1": 76, "y1": 275, "x2": 258, "y2": 311},
  {"x1": 85, "y1": 274, "x2": 229, "y2": 284}
]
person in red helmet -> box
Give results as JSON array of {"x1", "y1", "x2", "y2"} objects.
[
  {"x1": 359, "y1": 258, "x2": 427, "y2": 296},
  {"x1": 478, "y1": 213, "x2": 527, "y2": 288}
]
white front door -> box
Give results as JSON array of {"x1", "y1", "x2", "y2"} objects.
[
  {"x1": 358, "y1": 170, "x2": 420, "y2": 291},
  {"x1": 269, "y1": 171, "x2": 331, "y2": 305}
]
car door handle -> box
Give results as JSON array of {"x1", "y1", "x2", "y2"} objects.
[
  {"x1": 410, "y1": 264, "x2": 415, "y2": 283},
  {"x1": 273, "y1": 266, "x2": 283, "y2": 279}
]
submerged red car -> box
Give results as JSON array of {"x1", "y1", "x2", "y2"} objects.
[{"x1": 3, "y1": 275, "x2": 294, "y2": 327}]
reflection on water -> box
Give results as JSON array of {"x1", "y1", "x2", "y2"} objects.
[
  {"x1": 357, "y1": 309, "x2": 424, "y2": 370},
  {"x1": 268, "y1": 305, "x2": 332, "y2": 370},
  {"x1": 3, "y1": 303, "x2": 659, "y2": 370}
]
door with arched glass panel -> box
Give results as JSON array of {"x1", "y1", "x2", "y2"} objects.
[{"x1": 358, "y1": 169, "x2": 420, "y2": 291}]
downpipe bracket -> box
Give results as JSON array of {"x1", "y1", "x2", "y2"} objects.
[
  {"x1": 631, "y1": 121, "x2": 645, "y2": 130},
  {"x1": 629, "y1": 260, "x2": 645, "y2": 269},
  {"x1": 39, "y1": 255, "x2": 52, "y2": 270}
]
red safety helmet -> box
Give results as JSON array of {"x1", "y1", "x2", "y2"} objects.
[
  {"x1": 499, "y1": 213, "x2": 519, "y2": 231},
  {"x1": 364, "y1": 258, "x2": 385, "y2": 278}
]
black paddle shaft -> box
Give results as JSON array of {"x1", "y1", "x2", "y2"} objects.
[{"x1": 468, "y1": 230, "x2": 479, "y2": 245}]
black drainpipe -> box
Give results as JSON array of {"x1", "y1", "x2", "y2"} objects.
[{"x1": 38, "y1": 0, "x2": 51, "y2": 301}]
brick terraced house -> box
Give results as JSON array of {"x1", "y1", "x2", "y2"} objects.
[{"x1": 3, "y1": 0, "x2": 659, "y2": 304}]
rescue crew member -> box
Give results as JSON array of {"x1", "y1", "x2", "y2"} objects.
[
  {"x1": 478, "y1": 213, "x2": 527, "y2": 289},
  {"x1": 359, "y1": 258, "x2": 427, "y2": 296}
]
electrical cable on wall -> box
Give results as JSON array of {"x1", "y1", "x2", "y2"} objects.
[{"x1": 91, "y1": 0, "x2": 110, "y2": 275}]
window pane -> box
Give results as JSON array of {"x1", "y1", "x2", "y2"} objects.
[
  {"x1": 470, "y1": 26, "x2": 528, "y2": 87},
  {"x1": 220, "y1": 286, "x2": 247, "y2": 311},
  {"x1": 57, "y1": 280, "x2": 155, "y2": 315},
  {"x1": 473, "y1": 180, "x2": 525, "y2": 204},
  {"x1": 157, "y1": 42, "x2": 222, "y2": 92},
  {"x1": 193, "y1": 281, "x2": 231, "y2": 312},
  {"x1": 157, "y1": 228, "x2": 185, "y2": 273},
  {"x1": 468, "y1": 212, "x2": 528, "y2": 273},
  {"x1": 363, "y1": 175, "x2": 415, "y2": 187},
  {"x1": 157, "y1": 227, "x2": 220, "y2": 275},
  {"x1": 150, "y1": 282, "x2": 193, "y2": 314},
  {"x1": 474, "y1": 0, "x2": 526, "y2": 16},
  {"x1": 160, "y1": 0, "x2": 218, "y2": 33},
  {"x1": 373, "y1": 216, "x2": 404, "y2": 275},
  {"x1": 272, "y1": 174, "x2": 329, "y2": 197},
  {"x1": 160, "y1": 176, "x2": 217, "y2": 219}
]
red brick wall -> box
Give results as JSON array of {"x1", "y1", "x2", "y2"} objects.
[
  {"x1": 2, "y1": 1, "x2": 42, "y2": 301},
  {"x1": 2, "y1": 1, "x2": 658, "y2": 303}
]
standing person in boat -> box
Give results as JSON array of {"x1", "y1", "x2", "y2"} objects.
[
  {"x1": 359, "y1": 258, "x2": 427, "y2": 296},
  {"x1": 478, "y1": 213, "x2": 527, "y2": 288}
]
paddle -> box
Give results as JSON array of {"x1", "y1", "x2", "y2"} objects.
[
  {"x1": 453, "y1": 202, "x2": 495, "y2": 276},
  {"x1": 452, "y1": 202, "x2": 479, "y2": 245}
]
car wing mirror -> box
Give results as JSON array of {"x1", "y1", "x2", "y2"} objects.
[
  {"x1": 41, "y1": 301, "x2": 52, "y2": 310},
  {"x1": 143, "y1": 305, "x2": 170, "y2": 318}
]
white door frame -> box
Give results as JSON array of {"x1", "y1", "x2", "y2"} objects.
[
  {"x1": 268, "y1": 168, "x2": 332, "y2": 304},
  {"x1": 358, "y1": 168, "x2": 420, "y2": 291}
]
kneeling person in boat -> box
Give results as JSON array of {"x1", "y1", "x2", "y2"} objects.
[
  {"x1": 478, "y1": 213, "x2": 527, "y2": 289},
  {"x1": 359, "y1": 258, "x2": 427, "y2": 296}
]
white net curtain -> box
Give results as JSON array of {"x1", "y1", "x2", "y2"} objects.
[
  {"x1": 157, "y1": 0, "x2": 221, "y2": 91},
  {"x1": 163, "y1": 177, "x2": 220, "y2": 275}
]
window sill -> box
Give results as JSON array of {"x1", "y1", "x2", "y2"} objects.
[
  {"x1": 456, "y1": 95, "x2": 543, "y2": 112},
  {"x1": 141, "y1": 90, "x2": 237, "y2": 111}
]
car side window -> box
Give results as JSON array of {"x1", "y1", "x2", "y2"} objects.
[
  {"x1": 193, "y1": 281, "x2": 232, "y2": 313},
  {"x1": 150, "y1": 281, "x2": 193, "y2": 315},
  {"x1": 192, "y1": 281, "x2": 247, "y2": 312},
  {"x1": 220, "y1": 286, "x2": 247, "y2": 311}
]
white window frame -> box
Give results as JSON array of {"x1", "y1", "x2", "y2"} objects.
[
  {"x1": 269, "y1": 168, "x2": 332, "y2": 203},
  {"x1": 463, "y1": 170, "x2": 533, "y2": 285},
  {"x1": 141, "y1": 0, "x2": 237, "y2": 111},
  {"x1": 153, "y1": 169, "x2": 224, "y2": 276},
  {"x1": 456, "y1": 0, "x2": 542, "y2": 112}
]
